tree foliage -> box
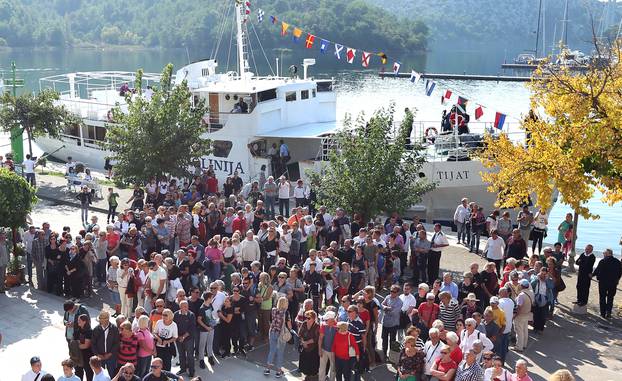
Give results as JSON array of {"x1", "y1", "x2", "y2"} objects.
[
  {"x1": 0, "y1": 168, "x2": 37, "y2": 230},
  {"x1": 479, "y1": 41, "x2": 622, "y2": 220},
  {"x1": 104, "y1": 64, "x2": 210, "y2": 184},
  {"x1": 0, "y1": 89, "x2": 75, "y2": 156},
  {"x1": 311, "y1": 105, "x2": 435, "y2": 221},
  {"x1": 0, "y1": 0, "x2": 426, "y2": 53}
]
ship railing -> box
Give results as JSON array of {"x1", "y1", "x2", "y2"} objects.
[{"x1": 316, "y1": 120, "x2": 527, "y2": 161}]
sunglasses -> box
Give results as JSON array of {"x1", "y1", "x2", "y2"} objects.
[
  {"x1": 441, "y1": 351, "x2": 449, "y2": 354},
  {"x1": 391, "y1": 290, "x2": 398, "y2": 293},
  {"x1": 156, "y1": 305, "x2": 164, "y2": 308},
  {"x1": 150, "y1": 365, "x2": 161, "y2": 369},
  {"x1": 233, "y1": 290, "x2": 240, "y2": 293},
  {"x1": 484, "y1": 357, "x2": 493, "y2": 360}
]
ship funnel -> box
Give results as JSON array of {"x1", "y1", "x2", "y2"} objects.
[{"x1": 303, "y1": 59, "x2": 316, "y2": 80}]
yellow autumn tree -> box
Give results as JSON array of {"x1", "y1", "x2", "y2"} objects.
[{"x1": 480, "y1": 40, "x2": 622, "y2": 264}]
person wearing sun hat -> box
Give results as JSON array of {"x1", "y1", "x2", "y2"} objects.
[{"x1": 460, "y1": 292, "x2": 482, "y2": 321}]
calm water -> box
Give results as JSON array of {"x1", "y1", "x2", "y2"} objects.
[{"x1": 0, "y1": 48, "x2": 619, "y2": 252}]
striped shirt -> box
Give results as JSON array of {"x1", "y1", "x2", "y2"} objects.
[
  {"x1": 455, "y1": 361, "x2": 484, "y2": 381},
  {"x1": 117, "y1": 333, "x2": 139, "y2": 366},
  {"x1": 439, "y1": 299, "x2": 461, "y2": 332}
]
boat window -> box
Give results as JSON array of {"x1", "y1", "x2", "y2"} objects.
[
  {"x1": 285, "y1": 91, "x2": 297, "y2": 102},
  {"x1": 312, "y1": 89, "x2": 316, "y2": 98},
  {"x1": 317, "y1": 81, "x2": 333, "y2": 92},
  {"x1": 301, "y1": 90, "x2": 309, "y2": 100},
  {"x1": 87, "y1": 125, "x2": 107, "y2": 142},
  {"x1": 212, "y1": 140, "x2": 233, "y2": 158},
  {"x1": 258, "y1": 88, "x2": 277, "y2": 102}
]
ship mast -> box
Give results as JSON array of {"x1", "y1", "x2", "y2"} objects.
[
  {"x1": 561, "y1": 0, "x2": 569, "y2": 48},
  {"x1": 235, "y1": 0, "x2": 248, "y2": 80},
  {"x1": 535, "y1": 0, "x2": 542, "y2": 58}
]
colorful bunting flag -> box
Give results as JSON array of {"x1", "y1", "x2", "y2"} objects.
[
  {"x1": 393, "y1": 62, "x2": 401, "y2": 75},
  {"x1": 245, "y1": 1, "x2": 251, "y2": 15},
  {"x1": 334, "y1": 44, "x2": 344, "y2": 60},
  {"x1": 292, "y1": 27, "x2": 303, "y2": 42},
  {"x1": 475, "y1": 105, "x2": 484, "y2": 120},
  {"x1": 425, "y1": 80, "x2": 436, "y2": 96},
  {"x1": 257, "y1": 9, "x2": 264, "y2": 22},
  {"x1": 410, "y1": 70, "x2": 421, "y2": 84},
  {"x1": 361, "y1": 51, "x2": 371, "y2": 67},
  {"x1": 442, "y1": 89, "x2": 452, "y2": 104},
  {"x1": 494, "y1": 112, "x2": 506, "y2": 129},
  {"x1": 346, "y1": 48, "x2": 356, "y2": 64},
  {"x1": 270, "y1": 15, "x2": 277, "y2": 24},
  {"x1": 305, "y1": 34, "x2": 315, "y2": 49},
  {"x1": 281, "y1": 22, "x2": 289, "y2": 36},
  {"x1": 319, "y1": 39, "x2": 329, "y2": 53},
  {"x1": 378, "y1": 52, "x2": 388, "y2": 65},
  {"x1": 457, "y1": 96, "x2": 468, "y2": 106}
]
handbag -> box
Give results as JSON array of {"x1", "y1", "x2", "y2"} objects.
[
  {"x1": 279, "y1": 312, "x2": 292, "y2": 343},
  {"x1": 125, "y1": 273, "x2": 137, "y2": 296}
]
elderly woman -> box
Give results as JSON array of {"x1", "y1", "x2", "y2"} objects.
[
  {"x1": 438, "y1": 291, "x2": 460, "y2": 332},
  {"x1": 118, "y1": 258, "x2": 136, "y2": 319},
  {"x1": 445, "y1": 331, "x2": 463, "y2": 365},
  {"x1": 332, "y1": 321, "x2": 359, "y2": 381},
  {"x1": 264, "y1": 297, "x2": 292, "y2": 378},
  {"x1": 456, "y1": 348, "x2": 485, "y2": 381},
  {"x1": 397, "y1": 335, "x2": 425, "y2": 381},
  {"x1": 298, "y1": 310, "x2": 320, "y2": 380},
  {"x1": 153, "y1": 308, "x2": 178, "y2": 371},
  {"x1": 107, "y1": 256, "x2": 122, "y2": 317},
  {"x1": 429, "y1": 345, "x2": 458, "y2": 381},
  {"x1": 135, "y1": 315, "x2": 155, "y2": 377}
]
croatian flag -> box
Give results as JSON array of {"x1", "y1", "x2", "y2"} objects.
[
  {"x1": 494, "y1": 112, "x2": 507, "y2": 129},
  {"x1": 425, "y1": 80, "x2": 436, "y2": 96}
]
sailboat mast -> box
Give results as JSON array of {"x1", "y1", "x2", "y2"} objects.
[
  {"x1": 542, "y1": 0, "x2": 546, "y2": 56},
  {"x1": 561, "y1": 0, "x2": 569, "y2": 48},
  {"x1": 535, "y1": 0, "x2": 542, "y2": 57},
  {"x1": 235, "y1": 0, "x2": 246, "y2": 79}
]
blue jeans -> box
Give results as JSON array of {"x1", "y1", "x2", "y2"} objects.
[
  {"x1": 266, "y1": 331, "x2": 285, "y2": 370},
  {"x1": 470, "y1": 229, "x2": 481, "y2": 253},
  {"x1": 136, "y1": 356, "x2": 151, "y2": 377},
  {"x1": 265, "y1": 196, "x2": 276, "y2": 218},
  {"x1": 279, "y1": 198, "x2": 289, "y2": 217},
  {"x1": 500, "y1": 332, "x2": 510, "y2": 362}
]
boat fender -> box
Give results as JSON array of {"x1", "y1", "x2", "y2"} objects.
[{"x1": 424, "y1": 127, "x2": 438, "y2": 143}]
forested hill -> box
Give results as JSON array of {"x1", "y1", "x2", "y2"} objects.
[
  {"x1": 371, "y1": 0, "x2": 615, "y2": 51},
  {"x1": 0, "y1": 0, "x2": 427, "y2": 53}
]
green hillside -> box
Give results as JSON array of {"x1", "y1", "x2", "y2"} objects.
[{"x1": 0, "y1": 0, "x2": 427, "y2": 55}]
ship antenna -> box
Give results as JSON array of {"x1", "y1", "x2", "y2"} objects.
[{"x1": 235, "y1": 0, "x2": 248, "y2": 80}]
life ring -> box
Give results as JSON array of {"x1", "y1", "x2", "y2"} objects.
[
  {"x1": 425, "y1": 127, "x2": 438, "y2": 143},
  {"x1": 107, "y1": 110, "x2": 114, "y2": 123},
  {"x1": 449, "y1": 112, "x2": 465, "y2": 127}
]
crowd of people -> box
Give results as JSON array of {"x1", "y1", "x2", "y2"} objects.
[{"x1": 7, "y1": 168, "x2": 621, "y2": 381}]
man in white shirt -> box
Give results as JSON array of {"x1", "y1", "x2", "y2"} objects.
[
  {"x1": 318, "y1": 206, "x2": 333, "y2": 227},
  {"x1": 277, "y1": 176, "x2": 291, "y2": 217},
  {"x1": 21, "y1": 356, "x2": 47, "y2": 381},
  {"x1": 352, "y1": 228, "x2": 367, "y2": 247},
  {"x1": 398, "y1": 283, "x2": 417, "y2": 339},
  {"x1": 484, "y1": 230, "x2": 506, "y2": 275},
  {"x1": 453, "y1": 198, "x2": 470, "y2": 244},
  {"x1": 498, "y1": 287, "x2": 515, "y2": 362},
  {"x1": 459, "y1": 318, "x2": 494, "y2": 353},
  {"x1": 65, "y1": 156, "x2": 76, "y2": 175},
  {"x1": 22, "y1": 154, "x2": 37, "y2": 187}
]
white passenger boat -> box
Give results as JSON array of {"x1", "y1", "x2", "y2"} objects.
[{"x1": 35, "y1": 0, "x2": 531, "y2": 224}]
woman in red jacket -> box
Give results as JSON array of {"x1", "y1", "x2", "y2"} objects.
[{"x1": 331, "y1": 321, "x2": 360, "y2": 381}]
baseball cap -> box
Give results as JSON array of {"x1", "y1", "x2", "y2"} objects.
[
  {"x1": 323, "y1": 311, "x2": 336, "y2": 321},
  {"x1": 30, "y1": 356, "x2": 41, "y2": 365},
  {"x1": 426, "y1": 292, "x2": 435, "y2": 300},
  {"x1": 520, "y1": 279, "x2": 530, "y2": 288},
  {"x1": 490, "y1": 296, "x2": 500, "y2": 304}
]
